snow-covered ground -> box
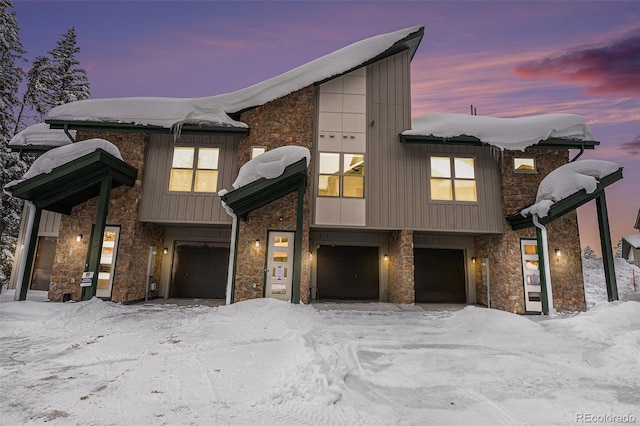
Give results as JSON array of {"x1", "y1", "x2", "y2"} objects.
[{"x1": 1, "y1": 260, "x2": 638, "y2": 425}]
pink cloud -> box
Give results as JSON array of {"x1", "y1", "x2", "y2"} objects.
[
  {"x1": 514, "y1": 27, "x2": 640, "y2": 97},
  {"x1": 619, "y1": 134, "x2": 640, "y2": 156}
]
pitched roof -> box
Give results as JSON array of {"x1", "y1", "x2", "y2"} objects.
[{"x1": 45, "y1": 26, "x2": 424, "y2": 134}]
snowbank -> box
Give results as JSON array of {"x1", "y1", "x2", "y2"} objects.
[
  {"x1": 4, "y1": 139, "x2": 122, "y2": 192},
  {"x1": 402, "y1": 113, "x2": 596, "y2": 150},
  {"x1": 46, "y1": 26, "x2": 422, "y2": 134},
  {"x1": 584, "y1": 257, "x2": 640, "y2": 308},
  {"x1": 521, "y1": 159, "x2": 621, "y2": 217},
  {"x1": 8, "y1": 122, "x2": 75, "y2": 149}
]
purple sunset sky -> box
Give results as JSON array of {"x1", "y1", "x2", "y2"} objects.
[{"x1": 14, "y1": 1, "x2": 640, "y2": 255}]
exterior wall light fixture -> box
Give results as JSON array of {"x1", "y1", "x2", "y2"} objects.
[
  {"x1": 555, "y1": 249, "x2": 561, "y2": 257},
  {"x1": 76, "y1": 234, "x2": 83, "y2": 242},
  {"x1": 163, "y1": 247, "x2": 169, "y2": 255},
  {"x1": 309, "y1": 252, "x2": 313, "y2": 260},
  {"x1": 472, "y1": 257, "x2": 477, "y2": 264},
  {"x1": 384, "y1": 254, "x2": 389, "y2": 261},
  {"x1": 255, "y1": 239, "x2": 260, "y2": 248}
]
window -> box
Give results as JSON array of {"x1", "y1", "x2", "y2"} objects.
[
  {"x1": 430, "y1": 156, "x2": 477, "y2": 202},
  {"x1": 169, "y1": 147, "x2": 219, "y2": 192},
  {"x1": 251, "y1": 146, "x2": 266, "y2": 159},
  {"x1": 318, "y1": 152, "x2": 364, "y2": 198},
  {"x1": 514, "y1": 158, "x2": 536, "y2": 173}
]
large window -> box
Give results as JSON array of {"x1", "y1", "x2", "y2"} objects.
[
  {"x1": 430, "y1": 156, "x2": 477, "y2": 202},
  {"x1": 169, "y1": 147, "x2": 220, "y2": 192},
  {"x1": 318, "y1": 152, "x2": 364, "y2": 198}
]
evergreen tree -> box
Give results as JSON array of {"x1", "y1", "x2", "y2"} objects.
[
  {"x1": 0, "y1": 0, "x2": 27, "y2": 285},
  {"x1": 614, "y1": 239, "x2": 623, "y2": 258},
  {"x1": 14, "y1": 55, "x2": 55, "y2": 132},
  {"x1": 582, "y1": 246, "x2": 597, "y2": 260},
  {"x1": 48, "y1": 27, "x2": 90, "y2": 105}
]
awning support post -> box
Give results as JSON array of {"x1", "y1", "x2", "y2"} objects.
[
  {"x1": 82, "y1": 176, "x2": 112, "y2": 301},
  {"x1": 596, "y1": 192, "x2": 618, "y2": 301},
  {"x1": 292, "y1": 179, "x2": 305, "y2": 304}
]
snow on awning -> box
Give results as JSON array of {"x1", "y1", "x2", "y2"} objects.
[
  {"x1": 45, "y1": 26, "x2": 423, "y2": 135},
  {"x1": 9, "y1": 123, "x2": 75, "y2": 150},
  {"x1": 507, "y1": 160, "x2": 623, "y2": 229},
  {"x1": 401, "y1": 113, "x2": 597, "y2": 150},
  {"x1": 219, "y1": 146, "x2": 310, "y2": 219},
  {"x1": 4, "y1": 139, "x2": 137, "y2": 215}
]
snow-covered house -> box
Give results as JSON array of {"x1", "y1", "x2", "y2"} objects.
[{"x1": 7, "y1": 26, "x2": 618, "y2": 313}]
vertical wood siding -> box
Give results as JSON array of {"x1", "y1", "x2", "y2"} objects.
[
  {"x1": 139, "y1": 134, "x2": 236, "y2": 224},
  {"x1": 366, "y1": 52, "x2": 502, "y2": 233}
]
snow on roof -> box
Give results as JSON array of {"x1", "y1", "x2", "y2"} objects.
[
  {"x1": 623, "y1": 235, "x2": 640, "y2": 249},
  {"x1": 47, "y1": 26, "x2": 423, "y2": 132},
  {"x1": 4, "y1": 139, "x2": 122, "y2": 193},
  {"x1": 521, "y1": 159, "x2": 621, "y2": 218},
  {"x1": 402, "y1": 113, "x2": 596, "y2": 150},
  {"x1": 9, "y1": 123, "x2": 75, "y2": 149}
]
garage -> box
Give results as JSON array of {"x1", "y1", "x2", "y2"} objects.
[
  {"x1": 414, "y1": 248, "x2": 466, "y2": 303},
  {"x1": 170, "y1": 242, "x2": 229, "y2": 299},
  {"x1": 316, "y1": 245, "x2": 379, "y2": 300}
]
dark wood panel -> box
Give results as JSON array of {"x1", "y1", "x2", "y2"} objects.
[{"x1": 170, "y1": 243, "x2": 229, "y2": 299}]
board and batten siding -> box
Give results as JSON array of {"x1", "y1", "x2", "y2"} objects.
[
  {"x1": 138, "y1": 134, "x2": 236, "y2": 224},
  {"x1": 366, "y1": 50, "x2": 503, "y2": 233}
]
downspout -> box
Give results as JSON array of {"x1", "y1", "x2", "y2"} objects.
[
  {"x1": 569, "y1": 144, "x2": 585, "y2": 162},
  {"x1": 13, "y1": 201, "x2": 36, "y2": 301},
  {"x1": 532, "y1": 214, "x2": 555, "y2": 315},
  {"x1": 225, "y1": 213, "x2": 238, "y2": 305}
]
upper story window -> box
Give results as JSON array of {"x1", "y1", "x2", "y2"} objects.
[
  {"x1": 251, "y1": 146, "x2": 266, "y2": 159},
  {"x1": 318, "y1": 152, "x2": 365, "y2": 198},
  {"x1": 514, "y1": 158, "x2": 536, "y2": 173},
  {"x1": 169, "y1": 146, "x2": 220, "y2": 192},
  {"x1": 430, "y1": 156, "x2": 477, "y2": 202}
]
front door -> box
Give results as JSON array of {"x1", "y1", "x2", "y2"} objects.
[
  {"x1": 96, "y1": 226, "x2": 120, "y2": 299},
  {"x1": 265, "y1": 231, "x2": 295, "y2": 301},
  {"x1": 29, "y1": 236, "x2": 57, "y2": 291},
  {"x1": 521, "y1": 239, "x2": 542, "y2": 312}
]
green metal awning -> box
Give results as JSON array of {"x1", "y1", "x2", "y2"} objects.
[
  {"x1": 506, "y1": 168, "x2": 623, "y2": 230},
  {"x1": 7, "y1": 148, "x2": 138, "y2": 215},
  {"x1": 220, "y1": 157, "x2": 308, "y2": 304},
  {"x1": 220, "y1": 158, "x2": 308, "y2": 220},
  {"x1": 506, "y1": 167, "x2": 623, "y2": 306}
]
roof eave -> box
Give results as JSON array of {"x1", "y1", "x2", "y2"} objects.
[
  {"x1": 399, "y1": 133, "x2": 600, "y2": 150},
  {"x1": 46, "y1": 119, "x2": 250, "y2": 136}
]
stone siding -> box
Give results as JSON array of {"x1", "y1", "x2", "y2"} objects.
[
  {"x1": 233, "y1": 86, "x2": 315, "y2": 303},
  {"x1": 387, "y1": 230, "x2": 414, "y2": 304},
  {"x1": 49, "y1": 131, "x2": 164, "y2": 302},
  {"x1": 474, "y1": 148, "x2": 585, "y2": 313}
]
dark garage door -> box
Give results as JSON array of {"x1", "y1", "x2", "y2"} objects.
[
  {"x1": 171, "y1": 242, "x2": 229, "y2": 299},
  {"x1": 316, "y1": 245, "x2": 379, "y2": 300},
  {"x1": 414, "y1": 248, "x2": 466, "y2": 303}
]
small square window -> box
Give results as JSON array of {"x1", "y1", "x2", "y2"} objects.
[
  {"x1": 514, "y1": 158, "x2": 536, "y2": 173},
  {"x1": 251, "y1": 147, "x2": 266, "y2": 159}
]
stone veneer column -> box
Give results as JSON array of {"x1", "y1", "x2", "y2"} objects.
[
  {"x1": 233, "y1": 86, "x2": 315, "y2": 303},
  {"x1": 474, "y1": 148, "x2": 586, "y2": 313},
  {"x1": 388, "y1": 230, "x2": 414, "y2": 304},
  {"x1": 48, "y1": 131, "x2": 164, "y2": 302}
]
